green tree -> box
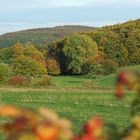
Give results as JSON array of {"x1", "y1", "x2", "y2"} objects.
[
  {"x1": 130, "y1": 47, "x2": 140, "y2": 64},
  {"x1": 0, "y1": 63, "x2": 11, "y2": 83},
  {"x1": 125, "y1": 30, "x2": 140, "y2": 65},
  {"x1": 0, "y1": 48, "x2": 14, "y2": 64},
  {"x1": 63, "y1": 34, "x2": 98, "y2": 74}
]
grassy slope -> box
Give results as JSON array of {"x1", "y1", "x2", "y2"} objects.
[
  {"x1": 52, "y1": 65, "x2": 140, "y2": 87},
  {"x1": 95, "y1": 65, "x2": 140, "y2": 87}
]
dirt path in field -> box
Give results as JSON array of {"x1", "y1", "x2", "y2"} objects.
[{"x1": 0, "y1": 86, "x2": 115, "y2": 93}]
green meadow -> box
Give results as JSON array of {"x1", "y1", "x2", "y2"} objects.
[
  {"x1": 0, "y1": 65, "x2": 139, "y2": 139},
  {"x1": 0, "y1": 65, "x2": 139, "y2": 140},
  {"x1": 0, "y1": 90, "x2": 133, "y2": 139}
]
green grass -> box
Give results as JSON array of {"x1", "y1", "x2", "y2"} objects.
[
  {"x1": 0, "y1": 90, "x2": 134, "y2": 139},
  {"x1": 51, "y1": 65, "x2": 140, "y2": 88},
  {"x1": 52, "y1": 76, "x2": 90, "y2": 87}
]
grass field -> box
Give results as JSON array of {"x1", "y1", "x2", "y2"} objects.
[
  {"x1": 0, "y1": 65, "x2": 139, "y2": 139},
  {"x1": 0, "y1": 90, "x2": 134, "y2": 139}
]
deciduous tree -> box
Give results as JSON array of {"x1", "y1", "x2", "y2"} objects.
[{"x1": 63, "y1": 34, "x2": 98, "y2": 74}]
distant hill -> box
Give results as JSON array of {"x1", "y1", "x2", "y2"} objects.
[{"x1": 0, "y1": 25, "x2": 96, "y2": 48}]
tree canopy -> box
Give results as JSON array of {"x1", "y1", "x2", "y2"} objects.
[{"x1": 63, "y1": 34, "x2": 98, "y2": 74}]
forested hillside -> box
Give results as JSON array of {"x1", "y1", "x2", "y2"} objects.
[
  {"x1": 0, "y1": 25, "x2": 95, "y2": 49},
  {"x1": 47, "y1": 19, "x2": 140, "y2": 74},
  {"x1": 88, "y1": 19, "x2": 140, "y2": 65},
  {"x1": 0, "y1": 19, "x2": 140, "y2": 76}
]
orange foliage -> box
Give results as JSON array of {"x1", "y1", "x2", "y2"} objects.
[
  {"x1": 90, "y1": 51, "x2": 106, "y2": 64},
  {"x1": 46, "y1": 58, "x2": 61, "y2": 75},
  {"x1": 8, "y1": 75, "x2": 28, "y2": 85}
]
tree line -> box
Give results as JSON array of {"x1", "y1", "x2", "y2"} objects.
[
  {"x1": 0, "y1": 19, "x2": 140, "y2": 83},
  {"x1": 48, "y1": 19, "x2": 140, "y2": 75}
]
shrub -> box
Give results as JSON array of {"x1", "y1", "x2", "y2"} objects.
[
  {"x1": 87, "y1": 64, "x2": 104, "y2": 78},
  {"x1": 8, "y1": 75, "x2": 28, "y2": 86},
  {"x1": 36, "y1": 75, "x2": 53, "y2": 86},
  {"x1": 46, "y1": 58, "x2": 61, "y2": 75},
  {"x1": 82, "y1": 62, "x2": 103, "y2": 78},
  {"x1": 0, "y1": 63, "x2": 11, "y2": 83},
  {"x1": 102, "y1": 59, "x2": 119, "y2": 75}
]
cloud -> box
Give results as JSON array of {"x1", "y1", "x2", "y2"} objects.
[
  {"x1": 0, "y1": 0, "x2": 140, "y2": 11},
  {"x1": 0, "y1": 0, "x2": 139, "y2": 34}
]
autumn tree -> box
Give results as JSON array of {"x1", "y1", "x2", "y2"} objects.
[
  {"x1": 11, "y1": 43, "x2": 47, "y2": 77},
  {"x1": 12, "y1": 56, "x2": 44, "y2": 77},
  {"x1": 24, "y1": 45, "x2": 47, "y2": 74},
  {"x1": 47, "y1": 39, "x2": 66, "y2": 73},
  {"x1": 46, "y1": 58, "x2": 61, "y2": 75},
  {"x1": 12, "y1": 42, "x2": 24, "y2": 58}
]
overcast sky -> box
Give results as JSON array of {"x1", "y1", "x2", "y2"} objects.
[{"x1": 0, "y1": 0, "x2": 140, "y2": 34}]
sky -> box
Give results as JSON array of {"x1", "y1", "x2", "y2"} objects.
[{"x1": 0, "y1": 0, "x2": 140, "y2": 34}]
